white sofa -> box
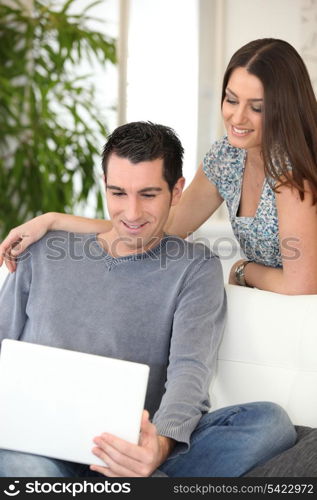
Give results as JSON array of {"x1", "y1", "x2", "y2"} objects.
[
  {"x1": 210, "y1": 284, "x2": 317, "y2": 476},
  {"x1": 210, "y1": 284, "x2": 317, "y2": 429},
  {"x1": 195, "y1": 221, "x2": 317, "y2": 429}
]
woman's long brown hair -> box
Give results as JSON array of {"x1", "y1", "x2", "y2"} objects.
[{"x1": 222, "y1": 38, "x2": 317, "y2": 203}]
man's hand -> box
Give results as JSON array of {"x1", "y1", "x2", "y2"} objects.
[
  {"x1": 90, "y1": 410, "x2": 175, "y2": 477},
  {"x1": 0, "y1": 214, "x2": 54, "y2": 272}
]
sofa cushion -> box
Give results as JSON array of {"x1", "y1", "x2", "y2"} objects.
[
  {"x1": 210, "y1": 285, "x2": 317, "y2": 428},
  {"x1": 245, "y1": 426, "x2": 317, "y2": 477}
]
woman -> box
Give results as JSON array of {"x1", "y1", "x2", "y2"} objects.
[{"x1": 1, "y1": 38, "x2": 317, "y2": 294}]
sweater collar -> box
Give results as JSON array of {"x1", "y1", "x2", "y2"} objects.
[{"x1": 92, "y1": 234, "x2": 170, "y2": 269}]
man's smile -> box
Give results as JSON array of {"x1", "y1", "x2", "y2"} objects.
[{"x1": 121, "y1": 220, "x2": 149, "y2": 231}]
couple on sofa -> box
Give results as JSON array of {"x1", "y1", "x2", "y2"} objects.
[{"x1": 1, "y1": 38, "x2": 317, "y2": 477}]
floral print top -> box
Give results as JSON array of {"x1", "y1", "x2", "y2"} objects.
[{"x1": 203, "y1": 136, "x2": 282, "y2": 268}]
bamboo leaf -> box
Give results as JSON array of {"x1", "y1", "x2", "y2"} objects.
[
  {"x1": 82, "y1": 0, "x2": 105, "y2": 14},
  {"x1": 60, "y1": 0, "x2": 77, "y2": 15}
]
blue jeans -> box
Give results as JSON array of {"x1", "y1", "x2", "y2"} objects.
[
  {"x1": 0, "y1": 402, "x2": 296, "y2": 477},
  {"x1": 159, "y1": 402, "x2": 296, "y2": 477}
]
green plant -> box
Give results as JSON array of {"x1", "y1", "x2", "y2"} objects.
[{"x1": 0, "y1": 0, "x2": 116, "y2": 238}]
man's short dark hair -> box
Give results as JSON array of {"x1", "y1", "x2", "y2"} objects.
[{"x1": 102, "y1": 121, "x2": 184, "y2": 191}]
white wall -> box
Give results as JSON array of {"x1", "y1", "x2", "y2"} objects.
[
  {"x1": 225, "y1": 0, "x2": 301, "y2": 63},
  {"x1": 126, "y1": 0, "x2": 199, "y2": 188}
]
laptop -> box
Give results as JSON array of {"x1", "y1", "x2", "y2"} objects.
[{"x1": 0, "y1": 339, "x2": 149, "y2": 466}]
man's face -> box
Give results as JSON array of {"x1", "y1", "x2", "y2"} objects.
[{"x1": 105, "y1": 153, "x2": 184, "y2": 255}]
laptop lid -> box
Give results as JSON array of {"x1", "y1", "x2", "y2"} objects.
[{"x1": 0, "y1": 339, "x2": 149, "y2": 466}]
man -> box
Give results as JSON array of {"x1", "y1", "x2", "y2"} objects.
[{"x1": 0, "y1": 122, "x2": 295, "y2": 477}]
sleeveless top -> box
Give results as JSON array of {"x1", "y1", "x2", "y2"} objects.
[{"x1": 203, "y1": 135, "x2": 282, "y2": 268}]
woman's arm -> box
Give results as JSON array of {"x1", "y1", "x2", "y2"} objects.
[
  {"x1": 165, "y1": 163, "x2": 223, "y2": 238},
  {"x1": 230, "y1": 180, "x2": 317, "y2": 295},
  {"x1": 1, "y1": 164, "x2": 223, "y2": 270},
  {"x1": 0, "y1": 212, "x2": 111, "y2": 271}
]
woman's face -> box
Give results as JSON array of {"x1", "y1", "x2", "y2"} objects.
[{"x1": 222, "y1": 67, "x2": 264, "y2": 154}]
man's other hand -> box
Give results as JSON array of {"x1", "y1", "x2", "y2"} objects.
[{"x1": 90, "y1": 410, "x2": 175, "y2": 477}]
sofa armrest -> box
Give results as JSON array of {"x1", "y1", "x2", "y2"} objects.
[{"x1": 210, "y1": 285, "x2": 317, "y2": 427}]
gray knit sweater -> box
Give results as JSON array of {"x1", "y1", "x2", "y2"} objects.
[{"x1": 0, "y1": 232, "x2": 226, "y2": 449}]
